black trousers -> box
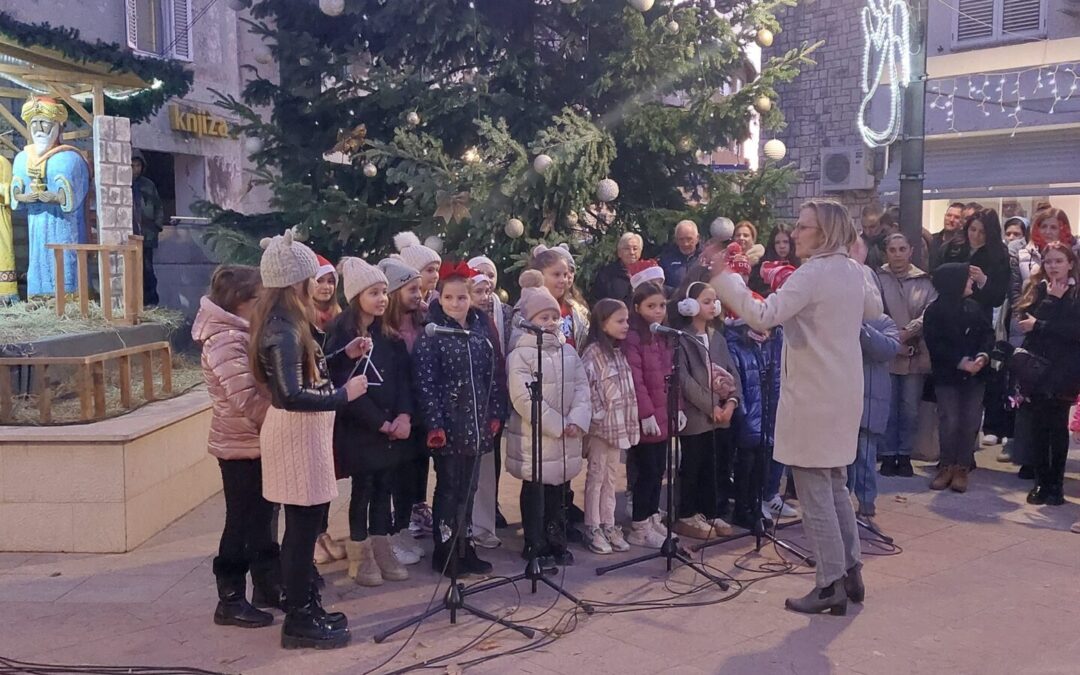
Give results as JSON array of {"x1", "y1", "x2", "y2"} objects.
[
  {"x1": 431, "y1": 454, "x2": 480, "y2": 546},
  {"x1": 217, "y1": 458, "x2": 277, "y2": 571},
  {"x1": 1027, "y1": 398, "x2": 1072, "y2": 491},
  {"x1": 392, "y1": 431, "x2": 430, "y2": 533},
  {"x1": 281, "y1": 503, "x2": 326, "y2": 612},
  {"x1": 733, "y1": 444, "x2": 767, "y2": 520},
  {"x1": 982, "y1": 367, "x2": 1015, "y2": 439},
  {"x1": 678, "y1": 430, "x2": 726, "y2": 520},
  {"x1": 629, "y1": 441, "x2": 666, "y2": 522},
  {"x1": 349, "y1": 467, "x2": 394, "y2": 541},
  {"x1": 143, "y1": 245, "x2": 159, "y2": 307},
  {"x1": 520, "y1": 480, "x2": 568, "y2": 555}
]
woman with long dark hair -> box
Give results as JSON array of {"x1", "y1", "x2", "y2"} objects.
[
  {"x1": 250, "y1": 230, "x2": 370, "y2": 650},
  {"x1": 750, "y1": 223, "x2": 799, "y2": 296}
]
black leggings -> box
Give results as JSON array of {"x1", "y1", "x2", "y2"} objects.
[
  {"x1": 217, "y1": 458, "x2": 277, "y2": 570},
  {"x1": 520, "y1": 481, "x2": 568, "y2": 555},
  {"x1": 281, "y1": 503, "x2": 326, "y2": 612},
  {"x1": 1027, "y1": 398, "x2": 1072, "y2": 491},
  {"x1": 678, "y1": 431, "x2": 729, "y2": 520},
  {"x1": 629, "y1": 441, "x2": 666, "y2": 522},
  {"x1": 393, "y1": 449, "x2": 430, "y2": 532},
  {"x1": 431, "y1": 454, "x2": 480, "y2": 545},
  {"x1": 349, "y1": 468, "x2": 394, "y2": 541}
]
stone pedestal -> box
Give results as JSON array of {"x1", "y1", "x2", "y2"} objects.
[{"x1": 92, "y1": 116, "x2": 134, "y2": 305}]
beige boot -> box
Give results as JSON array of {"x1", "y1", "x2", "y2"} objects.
[
  {"x1": 371, "y1": 535, "x2": 409, "y2": 581},
  {"x1": 321, "y1": 533, "x2": 347, "y2": 560},
  {"x1": 346, "y1": 540, "x2": 383, "y2": 586}
]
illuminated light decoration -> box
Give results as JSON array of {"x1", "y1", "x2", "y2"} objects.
[{"x1": 857, "y1": 0, "x2": 912, "y2": 147}]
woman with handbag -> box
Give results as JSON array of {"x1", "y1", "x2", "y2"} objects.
[{"x1": 1012, "y1": 242, "x2": 1080, "y2": 506}]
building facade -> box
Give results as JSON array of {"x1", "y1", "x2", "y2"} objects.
[
  {"x1": 2, "y1": 0, "x2": 272, "y2": 313},
  {"x1": 766, "y1": 0, "x2": 1080, "y2": 232}
]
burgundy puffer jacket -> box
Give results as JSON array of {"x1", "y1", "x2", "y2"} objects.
[
  {"x1": 623, "y1": 326, "x2": 673, "y2": 443},
  {"x1": 192, "y1": 297, "x2": 271, "y2": 460}
]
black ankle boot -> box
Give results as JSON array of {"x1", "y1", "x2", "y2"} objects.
[
  {"x1": 462, "y1": 543, "x2": 493, "y2": 575},
  {"x1": 1044, "y1": 484, "x2": 1066, "y2": 506},
  {"x1": 249, "y1": 548, "x2": 286, "y2": 611},
  {"x1": 879, "y1": 456, "x2": 898, "y2": 477},
  {"x1": 309, "y1": 584, "x2": 347, "y2": 630},
  {"x1": 281, "y1": 604, "x2": 350, "y2": 650},
  {"x1": 843, "y1": 564, "x2": 865, "y2": 603},
  {"x1": 431, "y1": 540, "x2": 456, "y2": 578},
  {"x1": 1027, "y1": 485, "x2": 1049, "y2": 505},
  {"x1": 785, "y1": 579, "x2": 848, "y2": 616},
  {"x1": 213, "y1": 558, "x2": 273, "y2": 629},
  {"x1": 895, "y1": 456, "x2": 914, "y2": 478}
]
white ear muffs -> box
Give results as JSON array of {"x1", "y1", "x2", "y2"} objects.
[
  {"x1": 678, "y1": 297, "x2": 700, "y2": 317},
  {"x1": 713, "y1": 299, "x2": 723, "y2": 316}
]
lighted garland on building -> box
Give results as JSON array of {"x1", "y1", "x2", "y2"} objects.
[
  {"x1": 857, "y1": 0, "x2": 912, "y2": 147},
  {"x1": 0, "y1": 12, "x2": 193, "y2": 124},
  {"x1": 928, "y1": 63, "x2": 1080, "y2": 136}
]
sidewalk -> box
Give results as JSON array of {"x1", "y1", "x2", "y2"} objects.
[{"x1": 2, "y1": 450, "x2": 1079, "y2": 675}]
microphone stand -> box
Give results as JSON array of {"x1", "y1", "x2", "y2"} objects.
[
  {"x1": 462, "y1": 327, "x2": 593, "y2": 613},
  {"x1": 595, "y1": 334, "x2": 729, "y2": 590},
  {"x1": 691, "y1": 333, "x2": 814, "y2": 567},
  {"x1": 375, "y1": 331, "x2": 535, "y2": 643}
]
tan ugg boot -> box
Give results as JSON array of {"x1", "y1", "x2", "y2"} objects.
[
  {"x1": 346, "y1": 540, "x2": 383, "y2": 587},
  {"x1": 370, "y1": 535, "x2": 409, "y2": 581}
]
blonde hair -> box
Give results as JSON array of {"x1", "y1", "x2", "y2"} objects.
[{"x1": 800, "y1": 199, "x2": 857, "y2": 256}]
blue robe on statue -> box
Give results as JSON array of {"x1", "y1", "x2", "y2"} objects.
[{"x1": 11, "y1": 147, "x2": 89, "y2": 296}]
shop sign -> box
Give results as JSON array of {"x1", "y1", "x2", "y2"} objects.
[{"x1": 169, "y1": 105, "x2": 230, "y2": 138}]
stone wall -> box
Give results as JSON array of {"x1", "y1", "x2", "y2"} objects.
[
  {"x1": 92, "y1": 116, "x2": 134, "y2": 305},
  {"x1": 764, "y1": 1, "x2": 880, "y2": 221}
]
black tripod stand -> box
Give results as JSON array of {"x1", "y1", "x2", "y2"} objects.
[
  {"x1": 462, "y1": 327, "x2": 593, "y2": 613},
  {"x1": 374, "y1": 338, "x2": 536, "y2": 644},
  {"x1": 595, "y1": 334, "x2": 729, "y2": 589}
]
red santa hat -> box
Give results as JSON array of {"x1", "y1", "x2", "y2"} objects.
[
  {"x1": 760, "y1": 260, "x2": 796, "y2": 293},
  {"x1": 315, "y1": 254, "x2": 337, "y2": 282},
  {"x1": 628, "y1": 259, "x2": 665, "y2": 291}
]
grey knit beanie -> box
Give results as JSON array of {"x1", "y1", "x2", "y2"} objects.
[
  {"x1": 378, "y1": 257, "x2": 421, "y2": 293},
  {"x1": 259, "y1": 229, "x2": 318, "y2": 288},
  {"x1": 340, "y1": 256, "x2": 388, "y2": 303}
]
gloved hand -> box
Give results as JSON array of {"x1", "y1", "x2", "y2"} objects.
[
  {"x1": 641, "y1": 415, "x2": 662, "y2": 437},
  {"x1": 427, "y1": 429, "x2": 447, "y2": 449},
  {"x1": 677, "y1": 410, "x2": 688, "y2": 432},
  {"x1": 488, "y1": 418, "x2": 502, "y2": 437}
]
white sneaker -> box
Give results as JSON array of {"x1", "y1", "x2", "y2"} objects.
[
  {"x1": 471, "y1": 528, "x2": 502, "y2": 550},
  {"x1": 982, "y1": 434, "x2": 1000, "y2": 446},
  {"x1": 624, "y1": 491, "x2": 634, "y2": 521},
  {"x1": 627, "y1": 520, "x2": 666, "y2": 549},
  {"x1": 648, "y1": 513, "x2": 669, "y2": 538},
  {"x1": 586, "y1": 526, "x2": 613, "y2": 555},
  {"x1": 766, "y1": 495, "x2": 798, "y2": 518},
  {"x1": 391, "y1": 532, "x2": 421, "y2": 565},
  {"x1": 603, "y1": 524, "x2": 631, "y2": 552}
]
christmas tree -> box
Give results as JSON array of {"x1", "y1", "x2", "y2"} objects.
[{"x1": 202, "y1": 0, "x2": 817, "y2": 287}]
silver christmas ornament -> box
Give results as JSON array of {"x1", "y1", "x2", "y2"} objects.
[
  {"x1": 363, "y1": 162, "x2": 378, "y2": 177},
  {"x1": 596, "y1": 178, "x2": 620, "y2": 203},
  {"x1": 504, "y1": 218, "x2": 525, "y2": 238},
  {"x1": 532, "y1": 153, "x2": 553, "y2": 174}
]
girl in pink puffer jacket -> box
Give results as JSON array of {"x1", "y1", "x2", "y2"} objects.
[{"x1": 191, "y1": 266, "x2": 278, "y2": 630}]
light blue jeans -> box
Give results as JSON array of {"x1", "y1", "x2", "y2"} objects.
[
  {"x1": 883, "y1": 374, "x2": 925, "y2": 458},
  {"x1": 848, "y1": 430, "x2": 881, "y2": 516}
]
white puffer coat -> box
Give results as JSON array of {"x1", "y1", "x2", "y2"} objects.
[{"x1": 504, "y1": 333, "x2": 592, "y2": 485}]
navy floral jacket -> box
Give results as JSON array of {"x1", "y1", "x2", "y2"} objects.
[{"x1": 412, "y1": 301, "x2": 508, "y2": 456}]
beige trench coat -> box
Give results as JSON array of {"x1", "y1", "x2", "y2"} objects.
[{"x1": 712, "y1": 251, "x2": 883, "y2": 468}]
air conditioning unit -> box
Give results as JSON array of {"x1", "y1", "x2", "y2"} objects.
[{"x1": 820, "y1": 147, "x2": 875, "y2": 192}]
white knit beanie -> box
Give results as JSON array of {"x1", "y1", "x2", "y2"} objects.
[
  {"x1": 339, "y1": 257, "x2": 388, "y2": 303},
  {"x1": 377, "y1": 257, "x2": 420, "y2": 294},
  {"x1": 393, "y1": 231, "x2": 442, "y2": 271},
  {"x1": 259, "y1": 229, "x2": 318, "y2": 289},
  {"x1": 467, "y1": 255, "x2": 498, "y2": 284}
]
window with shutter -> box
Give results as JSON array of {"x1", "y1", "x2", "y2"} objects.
[
  {"x1": 171, "y1": 0, "x2": 193, "y2": 61},
  {"x1": 956, "y1": 0, "x2": 995, "y2": 42},
  {"x1": 125, "y1": 0, "x2": 139, "y2": 49},
  {"x1": 1002, "y1": 0, "x2": 1042, "y2": 34}
]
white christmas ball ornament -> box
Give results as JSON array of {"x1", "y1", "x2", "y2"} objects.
[
  {"x1": 505, "y1": 218, "x2": 525, "y2": 239},
  {"x1": 754, "y1": 96, "x2": 772, "y2": 114},
  {"x1": 666, "y1": 20, "x2": 680, "y2": 34},
  {"x1": 532, "y1": 154, "x2": 553, "y2": 174},
  {"x1": 596, "y1": 178, "x2": 620, "y2": 203},
  {"x1": 711, "y1": 217, "x2": 735, "y2": 240},
  {"x1": 406, "y1": 111, "x2": 421, "y2": 127},
  {"x1": 319, "y1": 0, "x2": 345, "y2": 17},
  {"x1": 253, "y1": 44, "x2": 273, "y2": 65},
  {"x1": 763, "y1": 139, "x2": 787, "y2": 161},
  {"x1": 560, "y1": 0, "x2": 578, "y2": 4},
  {"x1": 363, "y1": 162, "x2": 378, "y2": 178},
  {"x1": 243, "y1": 136, "x2": 263, "y2": 155},
  {"x1": 424, "y1": 236, "x2": 444, "y2": 254},
  {"x1": 627, "y1": 0, "x2": 655, "y2": 11},
  {"x1": 756, "y1": 28, "x2": 774, "y2": 48},
  {"x1": 226, "y1": 0, "x2": 247, "y2": 11}
]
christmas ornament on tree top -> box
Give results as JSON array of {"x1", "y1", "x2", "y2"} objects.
[
  {"x1": 532, "y1": 154, "x2": 553, "y2": 174},
  {"x1": 596, "y1": 178, "x2": 620, "y2": 202},
  {"x1": 756, "y1": 28, "x2": 774, "y2": 48},
  {"x1": 319, "y1": 0, "x2": 345, "y2": 17},
  {"x1": 505, "y1": 218, "x2": 525, "y2": 239}
]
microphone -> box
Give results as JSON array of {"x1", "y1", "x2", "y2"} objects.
[
  {"x1": 513, "y1": 314, "x2": 550, "y2": 335},
  {"x1": 425, "y1": 323, "x2": 471, "y2": 338},
  {"x1": 649, "y1": 322, "x2": 687, "y2": 337}
]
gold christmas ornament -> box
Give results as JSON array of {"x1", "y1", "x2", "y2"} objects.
[
  {"x1": 756, "y1": 28, "x2": 774, "y2": 48},
  {"x1": 754, "y1": 96, "x2": 773, "y2": 114},
  {"x1": 666, "y1": 20, "x2": 680, "y2": 34}
]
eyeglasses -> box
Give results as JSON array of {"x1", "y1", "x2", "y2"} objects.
[{"x1": 794, "y1": 224, "x2": 821, "y2": 232}]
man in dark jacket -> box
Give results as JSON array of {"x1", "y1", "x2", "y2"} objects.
[
  {"x1": 658, "y1": 220, "x2": 701, "y2": 293},
  {"x1": 132, "y1": 150, "x2": 165, "y2": 306},
  {"x1": 860, "y1": 205, "x2": 887, "y2": 271},
  {"x1": 928, "y1": 202, "x2": 965, "y2": 272}
]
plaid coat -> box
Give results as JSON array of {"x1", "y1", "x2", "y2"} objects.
[{"x1": 581, "y1": 342, "x2": 640, "y2": 450}]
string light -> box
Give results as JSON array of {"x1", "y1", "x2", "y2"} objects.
[
  {"x1": 857, "y1": 0, "x2": 912, "y2": 147},
  {"x1": 926, "y1": 61, "x2": 1080, "y2": 136}
]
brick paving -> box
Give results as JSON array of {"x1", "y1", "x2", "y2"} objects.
[{"x1": 2, "y1": 450, "x2": 1079, "y2": 675}]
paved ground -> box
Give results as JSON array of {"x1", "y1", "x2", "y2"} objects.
[{"x1": 2, "y1": 448, "x2": 1079, "y2": 675}]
